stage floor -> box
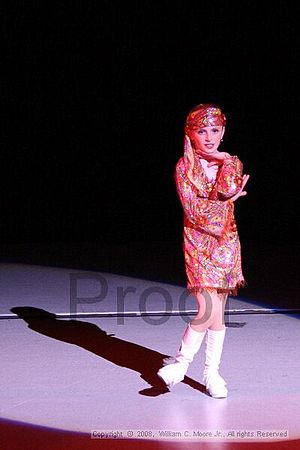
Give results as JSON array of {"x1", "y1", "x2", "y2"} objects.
[{"x1": 1, "y1": 262, "x2": 300, "y2": 449}]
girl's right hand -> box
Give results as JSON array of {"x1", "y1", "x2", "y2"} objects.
[{"x1": 231, "y1": 174, "x2": 250, "y2": 202}]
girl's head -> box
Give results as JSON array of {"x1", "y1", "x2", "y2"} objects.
[{"x1": 185, "y1": 104, "x2": 226, "y2": 158}]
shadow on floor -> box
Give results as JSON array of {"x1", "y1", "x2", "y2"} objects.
[{"x1": 10, "y1": 306, "x2": 206, "y2": 397}]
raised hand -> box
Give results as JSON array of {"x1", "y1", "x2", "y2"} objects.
[
  {"x1": 207, "y1": 152, "x2": 231, "y2": 167},
  {"x1": 231, "y1": 174, "x2": 250, "y2": 202}
]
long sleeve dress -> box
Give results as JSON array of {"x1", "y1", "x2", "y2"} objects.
[{"x1": 175, "y1": 143, "x2": 245, "y2": 295}]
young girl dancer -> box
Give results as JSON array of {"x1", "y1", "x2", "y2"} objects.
[{"x1": 158, "y1": 103, "x2": 249, "y2": 398}]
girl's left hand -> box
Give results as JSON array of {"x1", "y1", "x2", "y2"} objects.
[{"x1": 207, "y1": 152, "x2": 231, "y2": 167}]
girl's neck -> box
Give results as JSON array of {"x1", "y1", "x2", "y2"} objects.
[{"x1": 200, "y1": 158, "x2": 218, "y2": 181}]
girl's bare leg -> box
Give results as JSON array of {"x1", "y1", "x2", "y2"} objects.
[
  {"x1": 209, "y1": 292, "x2": 228, "y2": 330},
  {"x1": 190, "y1": 289, "x2": 226, "y2": 332}
]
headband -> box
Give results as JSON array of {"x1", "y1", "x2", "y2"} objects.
[{"x1": 185, "y1": 104, "x2": 226, "y2": 132}]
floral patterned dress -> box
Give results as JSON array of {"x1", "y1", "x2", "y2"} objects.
[{"x1": 175, "y1": 151, "x2": 245, "y2": 294}]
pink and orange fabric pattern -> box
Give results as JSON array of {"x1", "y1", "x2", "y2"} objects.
[{"x1": 175, "y1": 135, "x2": 245, "y2": 294}]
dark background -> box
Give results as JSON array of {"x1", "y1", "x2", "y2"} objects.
[{"x1": 1, "y1": 1, "x2": 299, "y2": 307}]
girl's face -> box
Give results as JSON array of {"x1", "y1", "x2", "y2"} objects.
[{"x1": 189, "y1": 126, "x2": 225, "y2": 158}]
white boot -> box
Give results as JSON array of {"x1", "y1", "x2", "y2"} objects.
[
  {"x1": 158, "y1": 324, "x2": 206, "y2": 387},
  {"x1": 203, "y1": 328, "x2": 228, "y2": 398}
]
